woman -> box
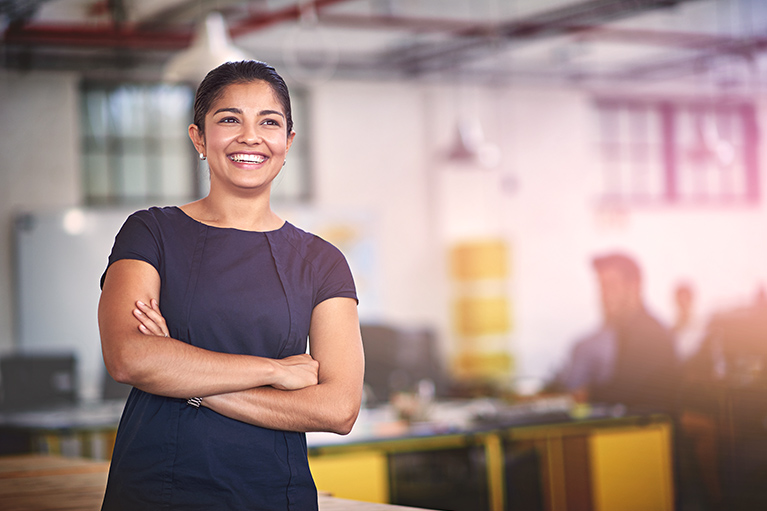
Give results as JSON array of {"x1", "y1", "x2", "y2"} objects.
[{"x1": 98, "y1": 60, "x2": 364, "y2": 510}]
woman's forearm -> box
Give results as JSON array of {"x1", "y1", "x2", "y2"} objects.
[
  {"x1": 103, "y1": 333, "x2": 318, "y2": 399},
  {"x1": 201, "y1": 380, "x2": 362, "y2": 435}
]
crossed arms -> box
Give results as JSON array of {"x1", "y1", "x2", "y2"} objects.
[{"x1": 98, "y1": 259, "x2": 364, "y2": 435}]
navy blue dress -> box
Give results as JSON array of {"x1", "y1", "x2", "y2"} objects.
[{"x1": 100, "y1": 207, "x2": 357, "y2": 510}]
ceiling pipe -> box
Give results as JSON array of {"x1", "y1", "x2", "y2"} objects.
[
  {"x1": 2, "y1": 0, "x2": 353, "y2": 49},
  {"x1": 3, "y1": 17, "x2": 741, "y2": 53},
  {"x1": 377, "y1": 0, "x2": 707, "y2": 72},
  {"x1": 316, "y1": 13, "x2": 736, "y2": 50},
  {"x1": 2, "y1": 24, "x2": 191, "y2": 49}
]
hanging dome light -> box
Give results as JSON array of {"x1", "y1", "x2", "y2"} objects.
[
  {"x1": 163, "y1": 12, "x2": 251, "y2": 85},
  {"x1": 447, "y1": 118, "x2": 501, "y2": 169}
]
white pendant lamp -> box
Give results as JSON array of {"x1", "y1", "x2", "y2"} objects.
[
  {"x1": 163, "y1": 12, "x2": 251, "y2": 84},
  {"x1": 447, "y1": 118, "x2": 501, "y2": 169}
]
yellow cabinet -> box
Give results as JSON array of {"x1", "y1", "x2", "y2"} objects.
[{"x1": 309, "y1": 450, "x2": 389, "y2": 503}]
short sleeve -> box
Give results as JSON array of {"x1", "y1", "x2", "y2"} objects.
[
  {"x1": 313, "y1": 242, "x2": 358, "y2": 307},
  {"x1": 100, "y1": 210, "x2": 163, "y2": 289}
]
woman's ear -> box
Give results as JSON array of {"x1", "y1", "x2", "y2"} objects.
[
  {"x1": 188, "y1": 124, "x2": 205, "y2": 156},
  {"x1": 286, "y1": 130, "x2": 296, "y2": 155}
]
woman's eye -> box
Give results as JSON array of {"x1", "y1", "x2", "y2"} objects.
[
  {"x1": 262, "y1": 118, "x2": 280, "y2": 127},
  {"x1": 219, "y1": 117, "x2": 238, "y2": 124}
]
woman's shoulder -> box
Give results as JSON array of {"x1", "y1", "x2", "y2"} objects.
[
  {"x1": 275, "y1": 222, "x2": 347, "y2": 264},
  {"x1": 280, "y1": 222, "x2": 339, "y2": 249},
  {"x1": 123, "y1": 206, "x2": 188, "y2": 229},
  {"x1": 128, "y1": 205, "x2": 182, "y2": 220}
]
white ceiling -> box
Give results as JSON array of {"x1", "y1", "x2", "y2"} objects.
[{"x1": 2, "y1": 0, "x2": 767, "y2": 91}]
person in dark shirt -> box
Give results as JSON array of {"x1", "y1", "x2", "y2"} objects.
[{"x1": 558, "y1": 252, "x2": 678, "y2": 412}]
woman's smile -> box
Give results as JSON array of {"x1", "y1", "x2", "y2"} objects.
[{"x1": 228, "y1": 152, "x2": 268, "y2": 165}]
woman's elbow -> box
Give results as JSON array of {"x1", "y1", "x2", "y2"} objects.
[
  {"x1": 103, "y1": 355, "x2": 134, "y2": 386},
  {"x1": 102, "y1": 342, "x2": 145, "y2": 387},
  {"x1": 329, "y1": 401, "x2": 362, "y2": 435}
]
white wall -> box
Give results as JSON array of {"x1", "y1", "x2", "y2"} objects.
[
  {"x1": 310, "y1": 80, "x2": 442, "y2": 327},
  {"x1": 0, "y1": 70, "x2": 82, "y2": 353}
]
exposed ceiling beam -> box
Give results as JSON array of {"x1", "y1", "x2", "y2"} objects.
[
  {"x1": 607, "y1": 36, "x2": 767, "y2": 81},
  {"x1": 2, "y1": 0, "x2": 354, "y2": 49},
  {"x1": 2, "y1": 24, "x2": 191, "y2": 49},
  {"x1": 3, "y1": 0, "x2": 754, "y2": 86},
  {"x1": 316, "y1": 13, "x2": 735, "y2": 50},
  {"x1": 372, "y1": 0, "x2": 708, "y2": 73}
]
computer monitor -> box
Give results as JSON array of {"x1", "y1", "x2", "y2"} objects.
[
  {"x1": 361, "y1": 324, "x2": 447, "y2": 405},
  {"x1": 0, "y1": 353, "x2": 77, "y2": 410}
]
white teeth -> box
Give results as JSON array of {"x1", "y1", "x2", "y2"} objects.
[{"x1": 230, "y1": 154, "x2": 266, "y2": 164}]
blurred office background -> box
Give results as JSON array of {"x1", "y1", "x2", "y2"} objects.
[{"x1": 2, "y1": 1, "x2": 767, "y2": 510}]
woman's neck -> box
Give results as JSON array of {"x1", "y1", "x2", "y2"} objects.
[{"x1": 182, "y1": 192, "x2": 283, "y2": 232}]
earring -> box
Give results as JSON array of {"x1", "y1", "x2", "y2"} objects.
[
  {"x1": 282, "y1": 160, "x2": 287, "y2": 167},
  {"x1": 199, "y1": 153, "x2": 206, "y2": 161}
]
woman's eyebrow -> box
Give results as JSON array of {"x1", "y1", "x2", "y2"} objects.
[
  {"x1": 259, "y1": 109, "x2": 285, "y2": 118},
  {"x1": 213, "y1": 107, "x2": 242, "y2": 115},
  {"x1": 212, "y1": 107, "x2": 284, "y2": 118}
]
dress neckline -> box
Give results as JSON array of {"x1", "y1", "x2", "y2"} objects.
[{"x1": 171, "y1": 206, "x2": 288, "y2": 234}]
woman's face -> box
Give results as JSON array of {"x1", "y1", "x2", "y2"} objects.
[{"x1": 190, "y1": 80, "x2": 295, "y2": 196}]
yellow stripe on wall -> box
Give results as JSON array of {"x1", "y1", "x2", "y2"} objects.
[
  {"x1": 450, "y1": 240, "x2": 508, "y2": 281},
  {"x1": 454, "y1": 351, "x2": 515, "y2": 380},
  {"x1": 453, "y1": 296, "x2": 511, "y2": 336}
]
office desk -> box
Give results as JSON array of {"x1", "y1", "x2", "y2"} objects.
[
  {"x1": 0, "y1": 455, "x2": 433, "y2": 511},
  {"x1": 0, "y1": 399, "x2": 674, "y2": 511},
  {"x1": 307, "y1": 401, "x2": 675, "y2": 511},
  {"x1": 0, "y1": 401, "x2": 125, "y2": 459}
]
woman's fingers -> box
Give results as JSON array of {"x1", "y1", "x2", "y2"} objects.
[
  {"x1": 134, "y1": 300, "x2": 169, "y2": 337},
  {"x1": 133, "y1": 307, "x2": 161, "y2": 336}
]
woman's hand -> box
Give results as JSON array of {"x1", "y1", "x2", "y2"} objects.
[
  {"x1": 133, "y1": 299, "x2": 169, "y2": 338},
  {"x1": 271, "y1": 354, "x2": 319, "y2": 390},
  {"x1": 132, "y1": 299, "x2": 318, "y2": 391}
]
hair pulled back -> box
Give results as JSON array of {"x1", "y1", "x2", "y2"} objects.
[{"x1": 193, "y1": 60, "x2": 293, "y2": 136}]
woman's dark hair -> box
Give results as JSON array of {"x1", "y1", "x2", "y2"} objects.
[{"x1": 193, "y1": 60, "x2": 293, "y2": 136}]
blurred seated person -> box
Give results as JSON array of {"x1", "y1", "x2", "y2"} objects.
[{"x1": 553, "y1": 252, "x2": 678, "y2": 412}]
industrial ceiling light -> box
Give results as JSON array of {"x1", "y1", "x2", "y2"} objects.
[
  {"x1": 163, "y1": 11, "x2": 250, "y2": 85},
  {"x1": 447, "y1": 118, "x2": 501, "y2": 169}
]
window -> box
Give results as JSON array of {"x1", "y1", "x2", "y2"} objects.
[
  {"x1": 81, "y1": 81, "x2": 197, "y2": 205},
  {"x1": 81, "y1": 82, "x2": 312, "y2": 205},
  {"x1": 596, "y1": 98, "x2": 759, "y2": 206}
]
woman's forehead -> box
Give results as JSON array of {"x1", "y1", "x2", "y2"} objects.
[{"x1": 210, "y1": 81, "x2": 282, "y2": 112}]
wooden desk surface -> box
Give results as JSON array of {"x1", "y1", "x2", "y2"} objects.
[
  {"x1": 0, "y1": 455, "x2": 430, "y2": 511},
  {"x1": 0, "y1": 455, "x2": 108, "y2": 511}
]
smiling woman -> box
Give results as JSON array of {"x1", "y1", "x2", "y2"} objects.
[{"x1": 97, "y1": 61, "x2": 364, "y2": 511}]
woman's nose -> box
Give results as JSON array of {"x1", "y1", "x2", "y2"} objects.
[{"x1": 238, "y1": 122, "x2": 262, "y2": 144}]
